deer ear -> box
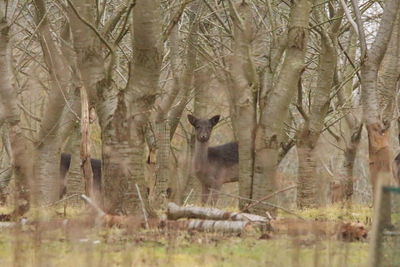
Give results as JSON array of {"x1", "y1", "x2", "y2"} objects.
[
  {"x1": 210, "y1": 115, "x2": 220, "y2": 127},
  {"x1": 187, "y1": 114, "x2": 198, "y2": 126}
]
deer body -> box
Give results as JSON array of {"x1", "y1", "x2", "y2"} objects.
[
  {"x1": 188, "y1": 115, "x2": 238, "y2": 204},
  {"x1": 59, "y1": 153, "x2": 102, "y2": 199}
]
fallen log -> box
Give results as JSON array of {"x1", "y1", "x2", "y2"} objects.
[
  {"x1": 167, "y1": 202, "x2": 269, "y2": 223},
  {"x1": 161, "y1": 219, "x2": 252, "y2": 233}
]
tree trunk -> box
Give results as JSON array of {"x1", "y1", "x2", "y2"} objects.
[
  {"x1": 251, "y1": 0, "x2": 314, "y2": 215},
  {"x1": 168, "y1": 2, "x2": 202, "y2": 203},
  {"x1": 124, "y1": 0, "x2": 162, "y2": 213},
  {"x1": 32, "y1": 0, "x2": 71, "y2": 205},
  {"x1": 64, "y1": 128, "x2": 84, "y2": 201},
  {"x1": 66, "y1": 0, "x2": 131, "y2": 212},
  {"x1": 378, "y1": 16, "x2": 400, "y2": 121},
  {"x1": 336, "y1": 31, "x2": 361, "y2": 204},
  {"x1": 168, "y1": 2, "x2": 202, "y2": 139},
  {"x1": 357, "y1": 0, "x2": 400, "y2": 198},
  {"x1": 228, "y1": 1, "x2": 257, "y2": 209},
  {"x1": 183, "y1": 64, "x2": 211, "y2": 203},
  {"x1": 296, "y1": 6, "x2": 341, "y2": 208},
  {"x1": 101, "y1": 93, "x2": 138, "y2": 214},
  {"x1": 352, "y1": 0, "x2": 400, "y2": 229},
  {"x1": 0, "y1": 20, "x2": 33, "y2": 212}
]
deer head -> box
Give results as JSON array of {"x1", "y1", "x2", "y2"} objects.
[{"x1": 187, "y1": 114, "x2": 220, "y2": 143}]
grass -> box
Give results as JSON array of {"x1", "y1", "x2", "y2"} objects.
[
  {"x1": 0, "y1": 228, "x2": 371, "y2": 267},
  {"x1": 0, "y1": 204, "x2": 399, "y2": 266},
  {"x1": 295, "y1": 204, "x2": 373, "y2": 222}
]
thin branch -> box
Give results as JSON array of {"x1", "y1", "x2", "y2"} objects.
[
  {"x1": 136, "y1": 184, "x2": 149, "y2": 229},
  {"x1": 17, "y1": 103, "x2": 42, "y2": 122},
  {"x1": 339, "y1": 0, "x2": 359, "y2": 36},
  {"x1": 210, "y1": 189, "x2": 305, "y2": 220},
  {"x1": 163, "y1": 0, "x2": 192, "y2": 42},
  {"x1": 243, "y1": 185, "x2": 297, "y2": 212},
  {"x1": 64, "y1": 0, "x2": 113, "y2": 52},
  {"x1": 350, "y1": 0, "x2": 367, "y2": 61},
  {"x1": 64, "y1": 0, "x2": 116, "y2": 82}
]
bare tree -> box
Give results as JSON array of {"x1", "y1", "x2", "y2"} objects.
[
  {"x1": 228, "y1": 1, "x2": 257, "y2": 209},
  {"x1": 0, "y1": 5, "x2": 32, "y2": 216},
  {"x1": 295, "y1": 2, "x2": 343, "y2": 208},
  {"x1": 251, "y1": 0, "x2": 315, "y2": 215},
  {"x1": 125, "y1": 0, "x2": 162, "y2": 213},
  {"x1": 351, "y1": 0, "x2": 400, "y2": 197}
]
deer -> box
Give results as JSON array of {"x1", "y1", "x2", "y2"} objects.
[
  {"x1": 59, "y1": 153, "x2": 102, "y2": 199},
  {"x1": 187, "y1": 114, "x2": 239, "y2": 205}
]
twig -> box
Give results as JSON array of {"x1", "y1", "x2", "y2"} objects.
[
  {"x1": 64, "y1": 0, "x2": 116, "y2": 80},
  {"x1": 243, "y1": 185, "x2": 297, "y2": 211},
  {"x1": 202, "y1": 0, "x2": 232, "y2": 37},
  {"x1": 64, "y1": 0, "x2": 114, "y2": 53},
  {"x1": 135, "y1": 184, "x2": 149, "y2": 229},
  {"x1": 320, "y1": 159, "x2": 334, "y2": 177},
  {"x1": 183, "y1": 188, "x2": 194, "y2": 206},
  {"x1": 350, "y1": 0, "x2": 367, "y2": 61},
  {"x1": 163, "y1": 0, "x2": 193, "y2": 42},
  {"x1": 210, "y1": 189, "x2": 305, "y2": 220},
  {"x1": 339, "y1": 0, "x2": 359, "y2": 36},
  {"x1": 80, "y1": 194, "x2": 106, "y2": 217},
  {"x1": 17, "y1": 103, "x2": 42, "y2": 122},
  {"x1": 41, "y1": 193, "x2": 80, "y2": 207}
]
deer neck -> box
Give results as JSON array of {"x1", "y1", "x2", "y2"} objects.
[{"x1": 193, "y1": 140, "x2": 209, "y2": 169}]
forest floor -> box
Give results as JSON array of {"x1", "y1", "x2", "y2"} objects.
[{"x1": 0, "y1": 204, "x2": 398, "y2": 267}]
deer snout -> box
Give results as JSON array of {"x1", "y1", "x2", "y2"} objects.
[{"x1": 198, "y1": 135, "x2": 209, "y2": 142}]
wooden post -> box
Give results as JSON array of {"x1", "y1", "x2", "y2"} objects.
[{"x1": 368, "y1": 180, "x2": 392, "y2": 267}]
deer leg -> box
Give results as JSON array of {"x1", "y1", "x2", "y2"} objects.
[
  {"x1": 201, "y1": 184, "x2": 210, "y2": 205},
  {"x1": 209, "y1": 183, "x2": 222, "y2": 207}
]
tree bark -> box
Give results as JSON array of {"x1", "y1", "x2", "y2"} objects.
[
  {"x1": 296, "y1": 6, "x2": 342, "y2": 208},
  {"x1": 0, "y1": 12, "x2": 33, "y2": 216},
  {"x1": 124, "y1": 0, "x2": 162, "y2": 213},
  {"x1": 355, "y1": 0, "x2": 400, "y2": 198},
  {"x1": 167, "y1": 202, "x2": 268, "y2": 223},
  {"x1": 167, "y1": 2, "x2": 202, "y2": 203},
  {"x1": 66, "y1": 0, "x2": 136, "y2": 213},
  {"x1": 378, "y1": 14, "x2": 400, "y2": 121},
  {"x1": 228, "y1": 1, "x2": 257, "y2": 209},
  {"x1": 351, "y1": 0, "x2": 400, "y2": 230},
  {"x1": 251, "y1": 0, "x2": 314, "y2": 215},
  {"x1": 336, "y1": 31, "x2": 361, "y2": 204},
  {"x1": 32, "y1": 0, "x2": 71, "y2": 205}
]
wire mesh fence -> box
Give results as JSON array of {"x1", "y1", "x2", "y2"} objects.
[{"x1": 381, "y1": 187, "x2": 400, "y2": 266}]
